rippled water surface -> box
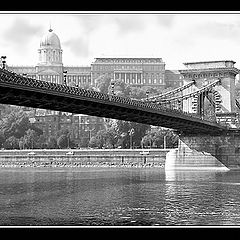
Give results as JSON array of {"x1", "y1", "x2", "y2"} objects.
[{"x1": 0, "y1": 167, "x2": 240, "y2": 226}]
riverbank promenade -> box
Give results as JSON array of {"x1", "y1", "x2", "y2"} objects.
[{"x1": 0, "y1": 148, "x2": 170, "y2": 168}]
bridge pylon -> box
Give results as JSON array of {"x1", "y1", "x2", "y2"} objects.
[
  {"x1": 179, "y1": 60, "x2": 239, "y2": 128},
  {"x1": 164, "y1": 60, "x2": 240, "y2": 170}
]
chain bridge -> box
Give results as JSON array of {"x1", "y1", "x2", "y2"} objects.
[
  {"x1": 0, "y1": 67, "x2": 232, "y2": 135},
  {"x1": 1, "y1": 59, "x2": 240, "y2": 168}
]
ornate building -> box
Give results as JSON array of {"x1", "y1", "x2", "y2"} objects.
[
  {"x1": 91, "y1": 57, "x2": 166, "y2": 90},
  {"x1": 8, "y1": 28, "x2": 91, "y2": 86}
]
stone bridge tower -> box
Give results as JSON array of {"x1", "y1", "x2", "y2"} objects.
[
  {"x1": 179, "y1": 60, "x2": 239, "y2": 127},
  {"x1": 166, "y1": 60, "x2": 240, "y2": 170}
]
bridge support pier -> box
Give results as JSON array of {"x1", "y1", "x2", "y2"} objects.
[{"x1": 166, "y1": 132, "x2": 240, "y2": 170}]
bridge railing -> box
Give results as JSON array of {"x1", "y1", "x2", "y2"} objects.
[{"x1": 0, "y1": 68, "x2": 216, "y2": 123}]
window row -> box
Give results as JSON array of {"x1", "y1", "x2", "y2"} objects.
[
  {"x1": 183, "y1": 72, "x2": 227, "y2": 79},
  {"x1": 92, "y1": 64, "x2": 164, "y2": 71}
]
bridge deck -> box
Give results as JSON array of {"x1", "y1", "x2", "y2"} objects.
[{"x1": 0, "y1": 68, "x2": 229, "y2": 135}]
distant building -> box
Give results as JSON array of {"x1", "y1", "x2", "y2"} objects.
[
  {"x1": 165, "y1": 70, "x2": 183, "y2": 88},
  {"x1": 33, "y1": 110, "x2": 105, "y2": 147},
  {"x1": 8, "y1": 28, "x2": 91, "y2": 87},
  {"x1": 91, "y1": 57, "x2": 166, "y2": 90}
]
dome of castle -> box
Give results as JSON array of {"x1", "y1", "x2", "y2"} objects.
[{"x1": 40, "y1": 28, "x2": 61, "y2": 49}]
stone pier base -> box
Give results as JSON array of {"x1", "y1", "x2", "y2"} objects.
[{"x1": 166, "y1": 132, "x2": 240, "y2": 170}]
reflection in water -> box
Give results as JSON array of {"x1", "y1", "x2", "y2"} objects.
[
  {"x1": 165, "y1": 169, "x2": 220, "y2": 182},
  {"x1": 164, "y1": 170, "x2": 240, "y2": 225},
  {"x1": 0, "y1": 168, "x2": 240, "y2": 225}
]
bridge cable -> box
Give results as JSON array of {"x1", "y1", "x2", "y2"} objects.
[
  {"x1": 141, "y1": 80, "x2": 195, "y2": 101},
  {"x1": 152, "y1": 79, "x2": 221, "y2": 104}
]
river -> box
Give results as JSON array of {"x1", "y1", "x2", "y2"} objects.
[{"x1": 0, "y1": 166, "x2": 240, "y2": 226}]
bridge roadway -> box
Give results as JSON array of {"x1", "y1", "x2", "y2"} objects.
[{"x1": 0, "y1": 68, "x2": 229, "y2": 135}]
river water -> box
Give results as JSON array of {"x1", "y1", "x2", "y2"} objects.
[{"x1": 0, "y1": 167, "x2": 240, "y2": 226}]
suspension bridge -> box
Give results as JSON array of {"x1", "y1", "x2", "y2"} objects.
[
  {"x1": 1, "y1": 59, "x2": 240, "y2": 168},
  {"x1": 0, "y1": 66, "x2": 233, "y2": 135}
]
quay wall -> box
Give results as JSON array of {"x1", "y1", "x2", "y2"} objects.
[{"x1": 0, "y1": 149, "x2": 169, "y2": 166}]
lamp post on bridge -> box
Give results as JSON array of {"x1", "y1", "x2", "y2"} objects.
[
  {"x1": 111, "y1": 81, "x2": 115, "y2": 95},
  {"x1": 129, "y1": 128, "x2": 134, "y2": 149},
  {"x1": 63, "y1": 70, "x2": 67, "y2": 85},
  {"x1": 88, "y1": 127, "x2": 95, "y2": 144},
  {"x1": 1, "y1": 56, "x2": 6, "y2": 69},
  {"x1": 146, "y1": 90, "x2": 150, "y2": 99}
]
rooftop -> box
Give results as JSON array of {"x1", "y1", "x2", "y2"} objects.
[
  {"x1": 93, "y1": 57, "x2": 164, "y2": 64},
  {"x1": 183, "y1": 60, "x2": 236, "y2": 70}
]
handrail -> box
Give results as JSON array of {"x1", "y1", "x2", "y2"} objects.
[{"x1": 236, "y1": 99, "x2": 240, "y2": 110}]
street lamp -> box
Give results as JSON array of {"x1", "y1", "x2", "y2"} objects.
[
  {"x1": 129, "y1": 128, "x2": 134, "y2": 149},
  {"x1": 88, "y1": 127, "x2": 95, "y2": 142},
  {"x1": 65, "y1": 131, "x2": 71, "y2": 149},
  {"x1": 32, "y1": 137, "x2": 34, "y2": 149},
  {"x1": 1, "y1": 56, "x2": 6, "y2": 69},
  {"x1": 110, "y1": 81, "x2": 115, "y2": 95},
  {"x1": 63, "y1": 70, "x2": 67, "y2": 85},
  {"x1": 163, "y1": 135, "x2": 167, "y2": 149}
]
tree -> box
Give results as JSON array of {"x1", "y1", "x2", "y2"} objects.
[
  {"x1": 46, "y1": 136, "x2": 58, "y2": 149},
  {"x1": 114, "y1": 120, "x2": 150, "y2": 148},
  {"x1": 112, "y1": 80, "x2": 131, "y2": 97},
  {"x1": 130, "y1": 86, "x2": 164, "y2": 100},
  {"x1": 0, "y1": 108, "x2": 42, "y2": 140},
  {"x1": 22, "y1": 129, "x2": 39, "y2": 149},
  {"x1": 35, "y1": 135, "x2": 48, "y2": 149},
  {"x1": 19, "y1": 137, "x2": 24, "y2": 150},
  {"x1": 57, "y1": 134, "x2": 69, "y2": 149},
  {"x1": 56, "y1": 127, "x2": 76, "y2": 148},
  {"x1": 89, "y1": 128, "x2": 120, "y2": 149},
  {"x1": 4, "y1": 136, "x2": 19, "y2": 149},
  {"x1": 0, "y1": 131, "x2": 5, "y2": 149},
  {"x1": 95, "y1": 74, "x2": 112, "y2": 94},
  {"x1": 88, "y1": 131, "x2": 105, "y2": 149},
  {"x1": 141, "y1": 127, "x2": 179, "y2": 148},
  {"x1": 57, "y1": 128, "x2": 70, "y2": 138},
  {"x1": 0, "y1": 105, "x2": 43, "y2": 149}
]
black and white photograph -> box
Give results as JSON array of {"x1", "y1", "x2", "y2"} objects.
[{"x1": 0, "y1": 11, "x2": 240, "y2": 228}]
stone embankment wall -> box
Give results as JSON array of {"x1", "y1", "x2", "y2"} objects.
[
  {"x1": 178, "y1": 134, "x2": 240, "y2": 169},
  {"x1": 0, "y1": 149, "x2": 169, "y2": 167}
]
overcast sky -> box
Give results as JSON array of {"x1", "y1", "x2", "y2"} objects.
[{"x1": 1, "y1": 11, "x2": 240, "y2": 70}]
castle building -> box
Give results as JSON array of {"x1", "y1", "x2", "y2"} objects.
[
  {"x1": 8, "y1": 28, "x2": 91, "y2": 87},
  {"x1": 91, "y1": 57, "x2": 166, "y2": 90}
]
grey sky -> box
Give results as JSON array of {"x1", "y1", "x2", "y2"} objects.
[{"x1": 1, "y1": 12, "x2": 240, "y2": 70}]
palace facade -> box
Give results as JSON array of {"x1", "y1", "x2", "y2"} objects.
[{"x1": 91, "y1": 57, "x2": 166, "y2": 90}]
